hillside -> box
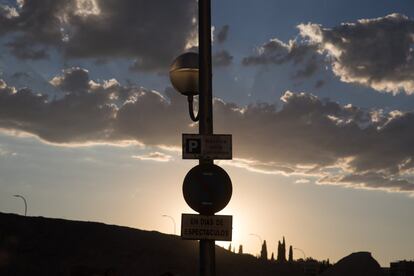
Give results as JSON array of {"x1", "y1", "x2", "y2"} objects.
[
  {"x1": 0, "y1": 213, "x2": 304, "y2": 276},
  {"x1": 321, "y1": 252, "x2": 383, "y2": 276}
]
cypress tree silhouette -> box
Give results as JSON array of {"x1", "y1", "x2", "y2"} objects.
[
  {"x1": 289, "y1": 245, "x2": 293, "y2": 262},
  {"x1": 260, "y1": 240, "x2": 268, "y2": 260},
  {"x1": 238, "y1": 245, "x2": 243, "y2": 254},
  {"x1": 228, "y1": 243, "x2": 232, "y2": 251},
  {"x1": 271, "y1": 252, "x2": 275, "y2": 261},
  {"x1": 277, "y1": 241, "x2": 282, "y2": 261},
  {"x1": 277, "y1": 237, "x2": 287, "y2": 262}
]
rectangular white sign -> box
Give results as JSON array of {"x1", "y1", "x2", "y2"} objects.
[
  {"x1": 182, "y1": 134, "x2": 232, "y2": 160},
  {"x1": 181, "y1": 214, "x2": 233, "y2": 241}
]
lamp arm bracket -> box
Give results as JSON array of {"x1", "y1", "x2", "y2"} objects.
[{"x1": 188, "y1": 95, "x2": 200, "y2": 122}]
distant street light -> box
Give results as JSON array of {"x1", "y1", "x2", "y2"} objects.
[
  {"x1": 13, "y1": 194, "x2": 27, "y2": 216},
  {"x1": 162, "y1": 215, "x2": 176, "y2": 235},
  {"x1": 249, "y1": 233, "x2": 263, "y2": 244},
  {"x1": 294, "y1": 247, "x2": 307, "y2": 260},
  {"x1": 249, "y1": 233, "x2": 263, "y2": 256}
]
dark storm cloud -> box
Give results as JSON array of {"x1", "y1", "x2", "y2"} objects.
[
  {"x1": 215, "y1": 92, "x2": 370, "y2": 169},
  {"x1": 1, "y1": 69, "x2": 414, "y2": 193},
  {"x1": 178, "y1": 47, "x2": 234, "y2": 67},
  {"x1": 214, "y1": 92, "x2": 414, "y2": 193},
  {"x1": 0, "y1": 0, "x2": 196, "y2": 71},
  {"x1": 242, "y1": 38, "x2": 322, "y2": 79},
  {"x1": 50, "y1": 68, "x2": 90, "y2": 93},
  {"x1": 5, "y1": 37, "x2": 49, "y2": 59},
  {"x1": 315, "y1": 80, "x2": 325, "y2": 89},
  {"x1": 216, "y1": 25, "x2": 229, "y2": 43},
  {"x1": 319, "y1": 173, "x2": 414, "y2": 192},
  {"x1": 10, "y1": 72, "x2": 30, "y2": 80},
  {"x1": 0, "y1": 68, "x2": 191, "y2": 145},
  {"x1": 292, "y1": 55, "x2": 320, "y2": 79},
  {"x1": 0, "y1": 74, "x2": 117, "y2": 144},
  {"x1": 213, "y1": 50, "x2": 233, "y2": 67},
  {"x1": 298, "y1": 13, "x2": 414, "y2": 94},
  {"x1": 243, "y1": 39, "x2": 291, "y2": 66}
]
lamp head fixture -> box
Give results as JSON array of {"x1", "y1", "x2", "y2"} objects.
[{"x1": 169, "y1": 52, "x2": 199, "y2": 96}]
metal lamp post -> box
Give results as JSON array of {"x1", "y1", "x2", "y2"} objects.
[
  {"x1": 162, "y1": 215, "x2": 177, "y2": 235},
  {"x1": 294, "y1": 247, "x2": 307, "y2": 260},
  {"x1": 249, "y1": 233, "x2": 263, "y2": 245},
  {"x1": 170, "y1": 1, "x2": 232, "y2": 275},
  {"x1": 249, "y1": 233, "x2": 263, "y2": 256},
  {"x1": 13, "y1": 194, "x2": 27, "y2": 216}
]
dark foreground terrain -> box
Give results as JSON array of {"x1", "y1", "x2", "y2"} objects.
[{"x1": 0, "y1": 213, "x2": 304, "y2": 276}]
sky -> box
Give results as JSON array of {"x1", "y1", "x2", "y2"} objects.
[{"x1": 0, "y1": 0, "x2": 414, "y2": 266}]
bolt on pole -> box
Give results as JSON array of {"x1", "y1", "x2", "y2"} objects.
[{"x1": 198, "y1": 0, "x2": 215, "y2": 275}]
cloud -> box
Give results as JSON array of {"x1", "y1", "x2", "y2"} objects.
[
  {"x1": 318, "y1": 172, "x2": 414, "y2": 193},
  {"x1": 0, "y1": 80, "x2": 116, "y2": 144},
  {"x1": 242, "y1": 38, "x2": 322, "y2": 79},
  {"x1": 296, "y1": 179, "x2": 311, "y2": 184},
  {"x1": 214, "y1": 92, "x2": 414, "y2": 194},
  {"x1": 213, "y1": 50, "x2": 233, "y2": 67},
  {"x1": 216, "y1": 25, "x2": 229, "y2": 43},
  {"x1": 315, "y1": 80, "x2": 325, "y2": 89},
  {"x1": 0, "y1": 0, "x2": 197, "y2": 71},
  {"x1": 0, "y1": 144, "x2": 16, "y2": 157},
  {"x1": 2, "y1": 69, "x2": 414, "y2": 194},
  {"x1": 6, "y1": 39, "x2": 49, "y2": 60},
  {"x1": 218, "y1": 158, "x2": 295, "y2": 176},
  {"x1": 179, "y1": 48, "x2": 233, "y2": 67},
  {"x1": 132, "y1": 152, "x2": 173, "y2": 162},
  {"x1": 0, "y1": 68, "x2": 192, "y2": 145},
  {"x1": 50, "y1": 67, "x2": 91, "y2": 93},
  {"x1": 298, "y1": 13, "x2": 414, "y2": 94}
]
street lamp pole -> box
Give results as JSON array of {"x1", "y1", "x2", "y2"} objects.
[
  {"x1": 13, "y1": 194, "x2": 27, "y2": 216},
  {"x1": 199, "y1": 0, "x2": 213, "y2": 138},
  {"x1": 169, "y1": 0, "x2": 220, "y2": 274},
  {"x1": 294, "y1": 247, "x2": 307, "y2": 260},
  {"x1": 249, "y1": 233, "x2": 263, "y2": 245},
  {"x1": 199, "y1": 0, "x2": 215, "y2": 275},
  {"x1": 249, "y1": 233, "x2": 263, "y2": 257},
  {"x1": 162, "y1": 215, "x2": 176, "y2": 235}
]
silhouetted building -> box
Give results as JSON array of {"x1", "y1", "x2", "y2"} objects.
[
  {"x1": 289, "y1": 245, "x2": 294, "y2": 262},
  {"x1": 260, "y1": 240, "x2": 268, "y2": 260},
  {"x1": 277, "y1": 237, "x2": 286, "y2": 262},
  {"x1": 390, "y1": 261, "x2": 414, "y2": 276}
]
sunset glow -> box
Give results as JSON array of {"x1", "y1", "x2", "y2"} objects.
[{"x1": 1, "y1": 1, "x2": 414, "y2": 272}]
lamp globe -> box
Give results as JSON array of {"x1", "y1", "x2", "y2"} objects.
[{"x1": 169, "y1": 52, "x2": 199, "y2": 96}]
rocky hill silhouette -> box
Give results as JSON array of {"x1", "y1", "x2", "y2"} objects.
[
  {"x1": 0, "y1": 212, "x2": 304, "y2": 276},
  {"x1": 321, "y1": 252, "x2": 383, "y2": 276}
]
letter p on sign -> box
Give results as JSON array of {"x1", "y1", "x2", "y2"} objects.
[{"x1": 187, "y1": 138, "x2": 201, "y2": 154}]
